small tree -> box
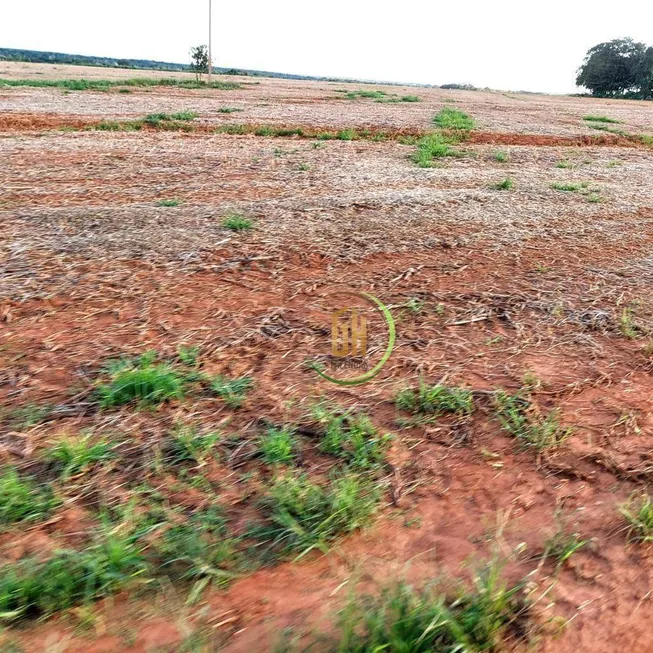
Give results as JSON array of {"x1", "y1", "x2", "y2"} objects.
[{"x1": 190, "y1": 45, "x2": 209, "y2": 82}]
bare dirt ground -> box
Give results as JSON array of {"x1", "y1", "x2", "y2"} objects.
[{"x1": 1, "y1": 63, "x2": 653, "y2": 652}]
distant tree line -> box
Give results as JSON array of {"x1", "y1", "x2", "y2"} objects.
[
  {"x1": 577, "y1": 38, "x2": 653, "y2": 99},
  {"x1": 0, "y1": 48, "x2": 189, "y2": 72}
]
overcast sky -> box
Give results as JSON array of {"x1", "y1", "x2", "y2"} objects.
[{"x1": 2, "y1": 1, "x2": 652, "y2": 94}]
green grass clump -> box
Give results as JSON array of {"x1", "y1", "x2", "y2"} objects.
[
  {"x1": 165, "y1": 424, "x2": 220, "y2": 466},
  {"x1": 157, "y1": 199, "x2": 181, "y2": 207},
  {"x1": 396, "y1": 382, "x2": 474, "y2": 416},
  {"x1": 582, "y1": 114, "x2": 621, "y2": 124},
  {"x1": 412, "y1": 133, "x2": 460, "y2": 167},
  {"x1": 0, "y1": 468, "x2": 60, "y2": 526},
  {"x1": 144, "y1": 111, "x2": 197, "y2": 125},
  {"x1": 544, "y1": 530, "x2": 588, "y2": 567},
  {"x1": 209, "y1": 375, "x2": 253, "y2": 407},
  {"x1": 620, "y1": 493, "x2": 653, "y2": 543},
  {"x1": 96, "y1": 351, "x2": 185, "y2": 408},
  {"x1": 154, "y1": 507, "x2": 237, "y2": 593},
  {"x1": 255, "y1": 473, "x2": 380, "y2": 558},
  {"x1": 0, "y1": 528, "x2": 148, "y2": 622},
  {"x1": 550, "y1": 182, "x2": 582, "y2": 192},
  {"x1": 433, "y1": 107, "x2": 475, "y2": 130},
  {"x1": 311, "y1": 405, "x2": 391, "y2": 470},
  {"x1": 556, "y1": 159, "x2": 573, "y2": 168},
  {"x1": 494, "y1": 392, "x2": 572, "y2": 450},
  {"x1": 260, "y1": 427, "x2": 296, "y2": 464},
  {"x1": 44, "y1": 434, "x2": 114, "y2": 479},
  {"x1": 338, "y1": 560, "x2": 531, "y2": 652},
  {"x1": 494, "y1": 150, "x2": 509, "y2": 163},
  {"x1": 492, "y1": 178, "x2": 514, "y2": 190},
  {"x1": 588, "y1": 124, "x2": 629, "y2": 137},
  {"x1": 337, "y1": 129, "x2": 357, "y2": 141},
  {"x1": 641, "y1": 135, "x2": 653, "y2": 146},
  {"x1": 217, "y1": 107, "x2": 243, "y2": 113},
  {"x1": 221, "y1": 214, "x2": 254, "y2": 232},
  {"x1": 95, "y1": 119, "x2": 143, "y2": 132}
]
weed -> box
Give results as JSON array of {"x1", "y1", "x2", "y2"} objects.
[
  {"x1": 297, "y1": 162, "x2": 311, "y2": 171},
  {"x1": 0, "y1": 526, "x2": 148, "y2": 622},
  {"x1": 338, "y1": 559, "x2": 531, "y2": 652},
  {"x1": 494, "y1": 151, "x2": 509, "y2": 163},
  {"x1": 44, "y1": 434, "x2": 114, "y2": 479},
  {"x1": 587, "y1": 192, "x2": 602, "y2": 203},
  {"x1": 145, "y1": 111, "x2": 197, "y2": 125},
  {"x1": 165, "y1": 424, "x2": 220, "y2": 467},
  {"x1": 155, "y1": 507, "x2": 237, "y2": 596},
  {"x1": 556, "y1": 159, "x2": 572, "y2": 168},
  {"x1": 641, "y1": 135, "x2": 653, "y2": 146},
  {"x1": 320, "y1": 412, "x2": 391, "y2": 470},
  {"x1": 396, "y1": 381, "x2": 474, "y2": 416},
  {"x1": 588, "y1": 123, "x2": 629, "y2": 137},
  {"x1": 7, "y1": 403, "x2": 52, "y2": 429},
  {"x1": 494, "y1": 392, "x2": 572, "y2": 450},
  {"x1": 620, "y1": 493, "x2": 653, "y2": 542},
  {"x1": 96, "y1": 351, "x2": 185, "y2": 408},
  {"x1": 221, "y1": 214, "x2": 254, "y2": 232},
  {"x1": 433, "y1": 107, "x2": 475, "y2": 131},
  {"x1": 619, "y1": 307, "x2": 638, "y2": 339},
  {"x1": 260, "y1": 427, "x2": 296, "y2": 464},
  {"x1": 404, "y1": 297, "x2": 425, "y2": 314},
  {"x1": 217, "y1": 107, "x2": 243, "y2": 113},
  {"x1": 412, "y1": 133, "x2": 461, "y2": 167},
  {"x1": 337, "y1": 129, "x2": 357, "y2": 141},
  {"x1": 550, "y1": 182, "x2": 582, "y2": 192},
  {"x1": 582, "y1": 114, "x2": 621, "y2": 124},
  {"x1": 255, "y1": 473, "x2": 380, "y2": 558},
  {"x1": 0, "y1": 468, "x2": 60, "y2": 526},
  {"x1": 157, "y1": 199, "x2": 181, "y2": 207},
  {"x1": 544, "y1": 530, "x2": 588, "y2": 567},
  {"x1": 209, "y1": 375, "x2": 253, "y2": 408},
  {"x1": 492, "y1": 178, "x2": 514, "y2": 190}
]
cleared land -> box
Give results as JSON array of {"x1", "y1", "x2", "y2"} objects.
[{"x1": 1, "y1": 61, "x2": 653, "y2": 652}]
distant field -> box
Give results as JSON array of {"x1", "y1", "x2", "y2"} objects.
[{"x1": 1, "y1": 59, "x2": 653, "y2": 653}]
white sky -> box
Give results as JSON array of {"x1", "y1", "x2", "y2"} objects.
[{"x1": 1, "y1": 0, "x2": 652, "y2": 94}]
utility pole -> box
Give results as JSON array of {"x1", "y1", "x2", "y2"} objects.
[{"x1": 208, "y1": 0, "x2": 213, "y2": 86}]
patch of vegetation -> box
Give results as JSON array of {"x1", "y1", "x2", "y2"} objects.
[
  {"x1": 0, "y1": 78, "x2": 241, "y2": 91},
  {"x1": 337, "y1": 129, "x2": 357, "y2": 141},
  {"x1": 433, "y1": 107, "x2": 475, "y2": 131},
  {"x1": 494, "y1": 391, "x2": 572, "y2": 450},
  {"x1": 0, "y1": 467, "x2": 60, "y2": 526},
  {"x1": 217, "y1": 107, "x2": 243, "y2": 113},
  {"x1": 0, "y1": 526, "x2": 148, "y2": 622},
  {"x1": 221, "y1": 214, "x2": 254, "y2": 232},
  {"x1": 412, "y1": 133, "x2": 462, "y2": 167},
  {"x1": 556, "y1": 159, "x2": 573, "y2": 168},
  {"x1": 396, "y1": 381, "x2": 474, "y2": 417},
  {"x1": 94, "y1": 119, "x2": 144, "y2": 132},
  {"x1": 312, "y1": 406, "x2": 391, "y2": 470},
  {"x1": 619, "y1": 306, "x2": 639, "y2": 339},
  {"x1": 209, "y1": 375, "x2": 253, "y2": 408},
  {"x1": 44, "y1": 434, "x2": 114, "y2": 479},
  {"x1": 254, "y1": 473, "x2": 381, "y2": 558},
  {"x1": 5, "y1": 403, "x2": 52, "y2": 429},
  {"x1": 157, "y1": 199, "x2": 181, "y2": 207},
  {"x1": 96, "y1": 351, "x2": 186, "y2": 408},
  {"x1": 260, "y1": 427, "x2": 297, "y2": 464},
  {"x1": 620, "y1": 493, "x2": 653, "y2": 543},
  {"x1": 494, "y1": 150, "x2": 509, "y2": 163},
  {"x1": 164, "y1": 424, "x2": 220, "y2": 467},
  {"x1": 588, "y1": 123, "x2": 629, "y2": 137},
  {"x1": 544, "y1": 529, "x2": 588, "y2": 567},
  {"x1": 154, "y1": 506, "x2": 237, "y2": 595},
  {"x1": 492, "y1": 178, "x2": 514, "y2": 190},
  {"x1": 583, "y1": 114, "x2": 621, "y2": 124},
  {"x1": 550, "y1": 182, "x2": 582, "y2": 192},
  {"x1": 337, "y1": 560, "x2": 532, "y2": 652},
  {"x1": 145, "y1": 111, "x2": 198, "y2": 126}
]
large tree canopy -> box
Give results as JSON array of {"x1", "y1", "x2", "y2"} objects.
[{"x1": 577, "y1": 38, "x2": 653, "y2": 98}]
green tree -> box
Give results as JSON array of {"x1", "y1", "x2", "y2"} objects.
[
  {"x1": 576, "y1": 38, "x2": 647, "y2": 97},
  {"x1": 190, "y1": 45, "x2": 209, "y2": 81}
]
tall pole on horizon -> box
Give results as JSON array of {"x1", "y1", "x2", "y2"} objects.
[{"x1": 208, "y1": 0, "x2": 212, "y2": 85}]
